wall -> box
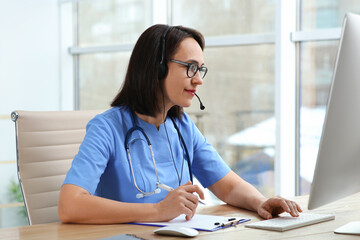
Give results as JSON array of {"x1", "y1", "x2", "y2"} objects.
[{"x1": 0, "y1": 0, "x2": 61, "y2": 227}]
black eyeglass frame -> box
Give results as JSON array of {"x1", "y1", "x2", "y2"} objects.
[{"x1": 169, "y1": 59, "x2": 208, "y2": 79}]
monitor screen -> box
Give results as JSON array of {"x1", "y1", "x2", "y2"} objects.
[{"x1": 308, "y1": 12, "x2": 360, "y2": 210}]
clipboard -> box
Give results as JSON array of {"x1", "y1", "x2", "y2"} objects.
[{"x1": 129, "y1": 214, "x2": 251, "y2": 232}]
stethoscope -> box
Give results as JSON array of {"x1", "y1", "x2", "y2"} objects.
[{"x1": 124, "y1": 110, "x2": 193, "y2": 198}]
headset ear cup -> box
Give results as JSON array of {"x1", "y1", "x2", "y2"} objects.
[
  {"x1": 158, "y1": 63, "x2": 168, "y2": 80},
  {"x1": 158, "y1": 26, "x2": 171, "y2": 80}
]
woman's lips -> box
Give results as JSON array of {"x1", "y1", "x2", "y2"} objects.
[
  {"x1": 185, "y1": 89, "x2": 196, "y2": 96},
  {"x1": 185, "y1": 90, "x2": 196, "y2": 96}
]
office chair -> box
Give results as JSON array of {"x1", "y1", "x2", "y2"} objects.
[{"x1": 11, "y1": 110, "x2": 103, "y2": 225}]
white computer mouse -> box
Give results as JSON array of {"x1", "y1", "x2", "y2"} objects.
[{"x1": 154, "y1": 226, "x2": 199, "y2": 237}]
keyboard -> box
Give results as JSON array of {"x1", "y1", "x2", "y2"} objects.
[{"x1": 245, "y1": 213, "x2": 335, "y2": 232}]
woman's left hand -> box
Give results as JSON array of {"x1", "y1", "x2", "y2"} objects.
[{"x1": 257, "y1": 196, "x2": 303, "y2": 219}]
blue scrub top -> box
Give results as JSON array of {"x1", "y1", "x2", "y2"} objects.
[{"x1": 63, "y1": 107, "x2": 230, "y2": 203}]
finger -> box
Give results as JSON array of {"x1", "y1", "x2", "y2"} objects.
[
  {"x1": 195, "y1": 186, "x2": 205, "y2": 200},
  {"x1": 173, "y1": 190, "x2": 198, "y2": 210},
  {"x1": 258, "y1": 207, "x2": 272, "y2": 220},
  {"x1": 278, "y1": 199, "x2": 291, "y2": 213},
  {"x1": 182, "y1": 181, "x2": 192, "y2": 186},
  {"x1": 290, "y1": 201, "x2": 300, "y2": 216},
  {"x1": 182, "y1": 198, "x2": 197, "y2": 221},
  {"x1": 184, "y1": 197, "x2": 197, "y2": 212},
  {"x1": 185, "y1": 213, "x2": 194, "y2": 221},
  {"x1": 181, "y1": 204, "x2": 194, "y2": 221},
  {"x1": 177, "y1": 181, "x2": 194, "y2": 192},
  {"x1": 185, "y1": 191, "x2": 199, "y2": 205},
  {"x1": 193, "y1": 192, "x2": 205, "y2": 204},
  {"x1": 192, "y1": 187, "x2": 205, "y2": 201},
  {"x1": 295, "y1": 202, "x2": 303, "y2": 212},
  {"x1": 286, "y1": 201, "x2": 298, "y2": 217},
  {"x1": 181, "y1": 184, "x2": 205, "y2": 200}
]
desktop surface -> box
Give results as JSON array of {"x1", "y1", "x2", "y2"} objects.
[{"x1": 1, "y1": 193, "x2": 360, "y2": 240}]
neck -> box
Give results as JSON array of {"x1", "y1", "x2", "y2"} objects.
[
  {"x1": 135, "y1": 111, "x2": 167, "y2": 129},
  {"x1": 135, "y1": 90, "x2": 173, "y2": 129}
]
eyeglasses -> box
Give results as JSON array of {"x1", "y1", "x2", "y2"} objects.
[{"x1": 170, "y1": 59, "x2": 208, "y2": 79}]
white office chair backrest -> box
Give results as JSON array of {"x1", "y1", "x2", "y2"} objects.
[{"x1": 11, "y1": 110, "x2": 103, "y2": 225}]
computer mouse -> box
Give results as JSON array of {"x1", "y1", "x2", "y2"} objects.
[{"x1": 153, "y1": 226, "x2": 199, "y2": 237}]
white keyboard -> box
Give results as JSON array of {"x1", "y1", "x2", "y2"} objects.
[{"x1": 245, "y1": 213, "x2": 335, "y2": 232}]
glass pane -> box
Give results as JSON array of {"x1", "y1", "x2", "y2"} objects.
[
  {"x1": 301, "y1": 0, "x2": 360, "y2": 30},
  {"x1": 78, "y1": 52, "x2": 130, "y2": 110},
  {"x1": 0, "y1": 164, "x2": 18, "y2": 205},
  {"x1": 186, "y1": 45, "x2": 275, "y2": 196},
  {"x1": 299, "y1": 40, "x2": 338, "y2": 195},
  {"x1": 172, "y1": 0, "x2": 276, "y2": 36},
  {"x1": 0, "y1": 163, "x2": 28, "y2": 228},
  {"x1": 78, "y1": 0, "x2": 152, "y2": 47},
  {"x1": 0, "y1": 206, "x2": 28, "y2": 228}
]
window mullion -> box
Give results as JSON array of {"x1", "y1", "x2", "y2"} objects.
[{"x1": 275, "y1": 0, "x2": 297, "y2": 197}]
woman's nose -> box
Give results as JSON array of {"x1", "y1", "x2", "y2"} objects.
[{"x1": 191, "y1": 72, "x2": 203, "y2": 85}]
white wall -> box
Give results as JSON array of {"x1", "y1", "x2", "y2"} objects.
[
  {"x1": 0, "y1": 0, "x2": 62, "y2": 227},
  {"x1": 0, "y1": 0, "x2": 61, "y2": 112}
]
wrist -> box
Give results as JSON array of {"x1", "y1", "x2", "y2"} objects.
[
  {"x1": 131, "y1": 203, "x2": 159, "y2": 222},
  {"x1": 254, "y1": 197, "x2": 267, "y2": 212},
  {"x1": 147, "y1": 202, "x2": 162, "y2": 221}
]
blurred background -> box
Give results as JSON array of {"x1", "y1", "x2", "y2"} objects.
[{"x1": 0, "y1": 0, "x2": 359, "y2": 228}]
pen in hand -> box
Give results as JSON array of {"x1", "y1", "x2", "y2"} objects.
[
  {"x1": 193, "y1": 192, "x2": 206, "y2": 205},
  {"x1": 198, "y1": 199, "x2": 206, "y2": 205},
  {"x1": 160, "y1": 182, "x2": 206, "y2": 205},
  {"x1": 189, "y1": 181, "x2": 206, "y2": 205}
]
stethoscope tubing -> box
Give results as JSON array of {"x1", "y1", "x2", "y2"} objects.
[
  {"x1": 170, "y1": 117, "x2": 193, "y2": 183},
  {"x1": 124, "y1": 110, "x2": 193, "y2": 197}
]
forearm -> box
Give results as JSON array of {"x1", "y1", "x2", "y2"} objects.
[
  {"x1": 223, "y1": 178, "x2": 267, "y2": 212},
  {"x1": 58, "y1": 185, "x2": 158, "y2": 224},
  {"x1": 209, "y1": 171, "x2": 267, "y2": 212},
  {"x1": 209, "y1": 171, "x2": 302, "y2": 219}
]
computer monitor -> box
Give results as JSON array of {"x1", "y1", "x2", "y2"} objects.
[{"x1": 308, "y1": 12, "x2": 360, "y2": 234}]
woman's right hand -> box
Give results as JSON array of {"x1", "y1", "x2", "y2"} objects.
[{"x1": 154, "y1": 181, "x2": 205, "y2": 221}]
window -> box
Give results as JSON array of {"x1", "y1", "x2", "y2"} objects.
[
  {"x1": 75, "y1": 0, "x2": 152, "y2": 108},
  {"x1": 172, "y1": 0, "x2": 276, "y2": 196},
  {"x1": 73, "y1": 0, "x2": 360, "y2": 198},
  {"x1": 78, "y1": 0, "x2": 152, "y2": 46},
  {"x1": 78, "y1": 52, "x2": 130, "y2": 109},
  {"x1": 172, "y1": 0, "x2": 275, "y2": 36},
  {"x1": 301, "y1": 0, "x2": 360, "y2": 30},
  {"x1": 72, "y1": 0, "x2": 277, "y2": 196},
  {"x1": 187, "y1": 44, "x2": 276, "y2": 196}
]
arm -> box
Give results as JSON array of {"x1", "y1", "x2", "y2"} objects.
[
  {"x1": 58, "y1": 182, "x2": 204, "y2": 224},
  {"x1": 208, "y1": 171, "x2": 302, "y2": 219},
  {"x1": 58, "y1": 184, "x2": 157, "y2": 224}
]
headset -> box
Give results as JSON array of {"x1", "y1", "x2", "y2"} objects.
[{"x1": 158, "y1": 26, "x2": 172, "y2": 80}]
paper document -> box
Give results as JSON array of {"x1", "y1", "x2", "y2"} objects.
[{"x1": 131, "y1": 214, "x2": 250, "y2": 232}]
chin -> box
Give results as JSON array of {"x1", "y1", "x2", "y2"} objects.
[
  {"x1": 182, "y1": 102, "x2": 192, "y2": 108},
  {"x1": 174, "y1": 99, "x2": 192, "y2": 108}
]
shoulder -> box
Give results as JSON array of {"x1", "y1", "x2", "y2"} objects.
[
  {"x1": 87, "y1": 106, "x2": 131, "y2": 132},
  {"x1": 90, "y1": 106, "x2": 129, "y2": 124},
  {"x1": 177, "y1": 112, "x2": 195, "y2": 126}
]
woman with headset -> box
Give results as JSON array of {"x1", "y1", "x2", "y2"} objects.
[{"x1": 58, "y1": 24, "x2": 302, "y2": 224}]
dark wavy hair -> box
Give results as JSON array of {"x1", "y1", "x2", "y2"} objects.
[{"x1": 111, "y1": 24, "x2": 205, "y2": 119}]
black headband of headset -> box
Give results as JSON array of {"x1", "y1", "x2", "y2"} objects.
[{"x1": 160, "y1": 26, "x2": 171, "y2": 65}]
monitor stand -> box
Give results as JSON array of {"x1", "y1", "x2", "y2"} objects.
[{"x1": 334, "y1": 221, "x2": 360, "y2": 235}]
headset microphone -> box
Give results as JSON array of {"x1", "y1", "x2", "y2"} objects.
[{"x1": 194, "y1": 93, "x2": 205, "y2": 110}]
